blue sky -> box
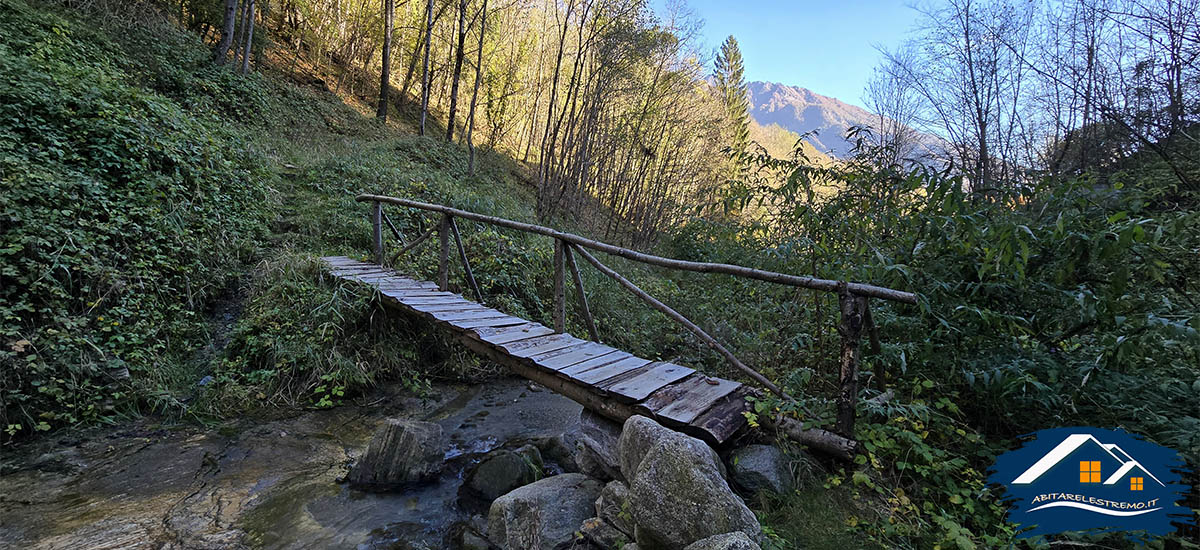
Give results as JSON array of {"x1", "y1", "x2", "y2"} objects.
[{"x1": 654, "y1": 1, "x2": 922, "y2": 109}]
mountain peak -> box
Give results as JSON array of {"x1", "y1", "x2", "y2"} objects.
[{"x1": 746, "y1": 80, "x2": 878, "y2": 158}]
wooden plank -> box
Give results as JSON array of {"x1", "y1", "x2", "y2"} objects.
[
  {"x1": 323, "y1": 257, "x2": 368, "y2": 266},
  {"x1": 452, "y1": 316, "x2": 528, "y2": 329},
  {"x1": 593, "y1": 361, "x2": 658, "y2": 391},
  {"x1": 396, "y1": 295, "x2": 468, "y2": 305},
  {"x1": 332, "y1": 268, "x2": 392, "y2": 278},
  {"x1": 330, "y1": 262, "x2": 380, "y2": 269},
  {"x1": 375, "y1": 281, "x2": 439, "y2": 290},
  {"x1": 605, "y1": 362, "x2": 696, "y2": 401},
  {"x1": 379, "y1": 290, "x2": 457, "y2": 301},
  {"x1": 689, "y1": 387, "x2": 751, "y2": 443},
  {"x1": 645, "y1": 375, "x2": 741, "y2": 425},
  {"x1": 504, "y1": 333, "x2": 585, "y2": 358},
  {"x1": 571, "y1": 355, "x2": 652, "y2": 385},
  {"x1": 558, "y1": 351, "x2": 632, "y2": 377},
  {"x1": 529, "y1": 342, "x2": 616, "y2": 371},
  {"x1": 406, "y1": 301, "x2": 483, "y2": 313},
  {"x1": 472, "y1": 323, "x2": 555, "y2": 345},
  {"x1": 380, "y1": 289, "x2": 457, "y2": 297},
  {"x1": 352, "y1": 272, "x2": 404, "y2": 282},
  {"x1": 332, "y1": 263, "x2": 389, "y2": 272},
  {"x1": 430, "y1": 308, "x2": 508, "y2": 322}
]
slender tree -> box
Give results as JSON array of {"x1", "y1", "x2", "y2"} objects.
[
  {"x1": 714, "y1": 35, "x2": 750, "y2": 158},
  {"x1": 420, "y1": 0, "x2": 434, "y2": 136},
  {"x1": 213, "y1": 0, "x2": 238, "y2": 64},
  {"x1": 233, "y1": 0, "x2": 249, "y2": 67},
  {"x1": 446, "y1": 0, "x2": 468, "y2": 141},
  {"x1": 378, "y1": 0, "x2": 394, "y2": 120},
  {"x1": 239, "y1": 0, "x2": 256, "y2": 74},
  {"x1": 467, "y1": 0, "x2": 488, "y2": 172}
]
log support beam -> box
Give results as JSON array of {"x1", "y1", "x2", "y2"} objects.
[
  {"x1": 437, "y1": 214, "x2": 451, "y2": 291},
  {"x1": 371, "y1": 201, "x2": 384, "y2": 265},
  {"x1": 836, "y1": 284, "x2": 867, "y2": 437}
]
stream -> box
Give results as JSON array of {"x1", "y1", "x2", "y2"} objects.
[{"x1": 0, "y1": 377, "x2": 583, "y2": 549}]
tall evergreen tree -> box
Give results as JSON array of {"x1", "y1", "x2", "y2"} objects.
[{"x1": 714, "y1": 35, "x2": 750, "y2": 159}]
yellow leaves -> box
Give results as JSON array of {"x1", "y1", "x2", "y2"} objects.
[{"x1": 10, "y1": 339, "x2": 31, "y2": 352}]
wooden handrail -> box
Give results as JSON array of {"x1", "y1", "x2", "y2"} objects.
[
  {"x1": 361, "y1": 194, "x2": 913, "y2": 435},
  {"x1": 356, "y1": 194, "x2": 917, "y2": 304}
]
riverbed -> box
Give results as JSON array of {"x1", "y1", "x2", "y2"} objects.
[{"x1": 0, "y1": 377, "x2": 582, "y2": 549}]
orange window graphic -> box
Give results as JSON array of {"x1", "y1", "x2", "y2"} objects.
[
  {"x1": 1131, "y1": 477, "x2": 1144, "y2": 491},
  {"x1": 1079, "y1": 461, "x2": 1101, "y2": 483}
]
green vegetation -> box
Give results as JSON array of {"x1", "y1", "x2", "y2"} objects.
[
  {"x1": 0, "y1": 1, "x2": 272, "y2": 433},
  {"x1": 1, "y1": 0, "x2": 1197, "y2": 549}
]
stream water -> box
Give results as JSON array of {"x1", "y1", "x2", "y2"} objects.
[{"x1": 0, "y1": 377, "x2": 582, "y2": 549}]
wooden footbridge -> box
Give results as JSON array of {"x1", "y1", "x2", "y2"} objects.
[{"x1": 324, "y1": 195, "x2": 916, "y2": 452}]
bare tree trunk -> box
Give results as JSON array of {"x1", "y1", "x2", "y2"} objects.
[
  {"x1": 445, "y1": 0, "x2": 468, "y2": 142},
  {"x1": 466, "y1": 0, "x2": 488, "y2": 173},
  {"x1": 233, "y1": 0, "x2": 249, "y2": 67},
  {"x1": 239, "y1": 0, "x2": 256, "y2": 74},
  {"x1": 213, "y1": 0, "x2": 238, "y2": 64},
  {"x1": 377, "y1": 0, "x2": 394, "y2": 120},
  {"x1": 420, "y1": 0, "x2": 434, "y2": 136}
]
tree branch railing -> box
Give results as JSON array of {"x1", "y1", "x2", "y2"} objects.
[{"x1": 361, "y1": 193, "x2": 917, "y2": 443}]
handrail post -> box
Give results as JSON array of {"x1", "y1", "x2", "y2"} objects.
[
  {"x1": 564, "y1": 244, "x2": 599, "y2": 342},
  {"x1": 438, "y1": 214, "x2": 451, "y2": 291},
  {"x1": 449, "y1": 217, "x2": 484, "y2": 303},
  {"x1": 836, "y1": 283, "x2": 867, "y2": 437},
  {"x1": 552, "y1": 238, "x2": 566, "y2": 333},
  {"x1": 372, "y1": 200, "x2": 384, "y2": 265}
]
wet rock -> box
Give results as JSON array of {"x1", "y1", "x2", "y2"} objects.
[
  {"x1": 348, "y1": 418, "x2": 444, "y2": 489},
  {"x1": 487, "y1": 473, "x2": 603, "y2": 550},
  {"x1": 575, "y1": 409, "x2": 624, "y2": 481},
  {"x1": 595, "y1": 481, "x2": 634, "y2": 537},
  {"x1": 619, "y1": 416, "x2": 760, "y2": 550},
  {"x1": 457, "y1": 527, "x2": 491, "y2": 550},
  {"x1": 728, "y1": 445, "x2": 793, "y2": 496},
  {"x1": 681, "y1": 532, "x2": 762, "y2": 550},
  {"x1": 464, "y1": 445, "x2": 544, "y2": 501},
  {"x1": 532, "y1": 431, "x2": 579, "y2": 473},
  {"x1": 580, "y1": 516, "x2": 632, "y2": 549},
  {"x1": 576, "y1": 442, "x2": 617, "y2": 481}
]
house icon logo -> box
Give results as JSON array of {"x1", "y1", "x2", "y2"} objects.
[{"x1": 989, "y1": 427, "x2": 1191, "y2": 538}]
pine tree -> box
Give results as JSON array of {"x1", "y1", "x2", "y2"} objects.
[{"x1": 714, "y1": 35, "x2": 750, "y2": 159}]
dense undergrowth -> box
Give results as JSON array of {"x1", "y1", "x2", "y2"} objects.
[
  {"x1": 1, "y1": 1, "x2": 1196, "y2": 549},
  {"x1": 0, "y1": 0, "x2": 273, "y2": 435}
]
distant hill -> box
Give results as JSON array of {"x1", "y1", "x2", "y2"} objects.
[
  {"x1": 747, "y1": 81, "x2": 925, "y2": 159},
  {"x1": 748, "y1": 120, "x2": 833, "y2": 166}
]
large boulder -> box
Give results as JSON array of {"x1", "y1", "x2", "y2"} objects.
[
  {"x1": 594, "y1": 481, "x2": 634, "y2": 537},
  {"x1": 619, "y1": 416, "x2": 759, "y2": 550},
  {"x1": 348, "y1": 418, "x2": 443, "y2": 489},
  {"x1": 487, "y1": 473, "x2": 603, "y2": 550},
  {"x1": 617, "y1": 416, "x2": 725, "y2": 481},
  {"x1": 728, "y1": 445, "x2": 793, "y2": 496},
  {"x1": 681, "y1": 532, "x2": 762, "y2": 550},
  {"x1": 575, "y1": 409, "x2": 624, "y2": 481},
  {"x1": 464, "y1": 445, "x2": 544, "y2": 501}
]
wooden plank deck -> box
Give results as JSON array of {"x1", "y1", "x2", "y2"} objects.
[{"x1": 322, "y1": 256, "x2": 751, "y2": 445}]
